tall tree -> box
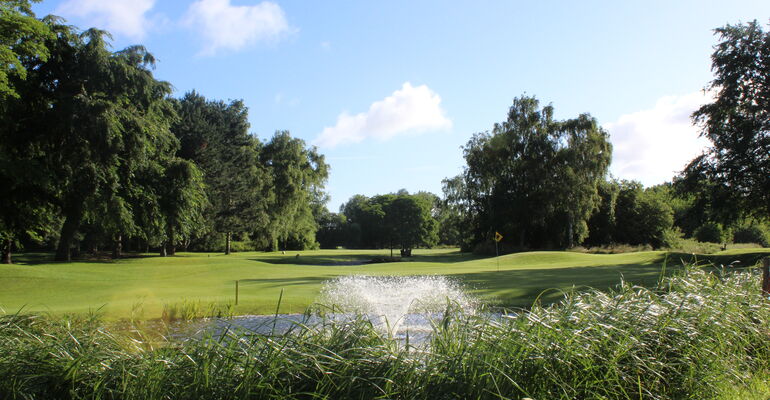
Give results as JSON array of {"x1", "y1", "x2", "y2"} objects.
[
  {"x1": 0, "y1": 0, "x2": 51, "y2": 99},
  {"x1": 173, "y1": 93, "x2": 269, "y2": 255},
  {"x1": 158, "y1": 158, "x2": 207, "y2": 256},
  {"x1": 3, "y1": 22, "x2": 177, "y2": 261},
  {"x1": 0, "y1": 2, "x2": 54, "y2": 263},
  {"x1": 461, "y1": 96, "x2": 611, "y2": 250},
  {"x1": 691, "y1": 20, "x2": 770, "y2": 219},
  {"x1": 260, "y1": 131, "x2": 328, "y2": 251}
]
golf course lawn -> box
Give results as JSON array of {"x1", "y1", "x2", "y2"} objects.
[{"x1": 1, "y1": 248, "x2": 768, "y2": 319}]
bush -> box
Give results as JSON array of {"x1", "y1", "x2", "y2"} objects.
[
  {"x1": 660, "y1": 227, "x2": 684, "y2": 249},
  {"x1": 733, "y1": 223, "x2": 770, "y2": 247},
  {"x1": 694, "y1": 222, "x2": 728, "y2": 243}
]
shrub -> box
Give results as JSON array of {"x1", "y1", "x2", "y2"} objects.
[
  {"x1": 694, "y1": 222, "x2": 728, "y2": 243},
  {"x1": 660, "y1": 227, "x2": 684, "y2": 249},
  {"x1": 733, "y1": 223, "x2": 770, "y2": 247}
]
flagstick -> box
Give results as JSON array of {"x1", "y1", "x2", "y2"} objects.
[{"x1": 496, "y1": 239, "x2": 499, "y2": 272}]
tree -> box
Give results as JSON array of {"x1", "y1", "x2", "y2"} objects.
[
  {"x1": 260, "y1": 131, "x2": 329, "y2": 251},
  {"x1": 2, "y1": 22, "x2": 177, "y2": 261},
  {"x1": 0, "y1": 0, "x2": 51, "y2": 99},
  {"x1": 158, "y1": 159, "x2": 207, "y2": 256},
  {"x1": 691, "y1": 20, "x2": 770, "y2": 220},
  {"x1": 461, "y1": 96, "x2": 611, "y2": 250},
  {"x1": 613, "y1": 181, "x2": 674, "y2": 248},
  {"x1": 584, "y1": 180, "x2": 619, "y2": 247},
  {"x1": 384, "y1": 193, "x2": 438, "y2": 256},
  {"x1": 173, "y1": 93, "x2": 269, "y2": 255}
]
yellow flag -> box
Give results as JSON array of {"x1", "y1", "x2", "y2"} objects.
[{"x1": 494, "y1": 231, "x2": 503, "y2": 242}]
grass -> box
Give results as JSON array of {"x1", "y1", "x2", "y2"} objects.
[
  {"x1": 1, "y1": 248, "x2": 769, "y2": 319},
  {"x1": 1, "y1": 265, "x2": 769, "y2": 399}
]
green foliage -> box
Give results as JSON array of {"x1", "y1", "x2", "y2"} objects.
[
  {"x1": 659, "y1": 227, "x2": 684, "y2": 249},
  {"x1": 0, "y1": 0, "x2": 51, "y2": 98},
  {"x1": 613, "y1": 181, "x2": 675, "y2": 249},
  {"x1": 584, "y1": 179, "x2": 619, "y2": 246},
  {"x1": 694, "y1": 222, "x2": 729, "y2": 244},
  {"x1": 260, "y1": 131, "x2": 329, "y2": 251},
  {"x1": 315, "y1": 211, "x2": 346, "y2": 249},
  {"x1": 461, "y1": 96, "x2": 611, "y2": 250},
  {"x1": 732, "y1": 222, "x2": 770, "y2": 247},
  {"x1": 1, "y1": 21, "x2": 178, "y2": 261},
  {"x1": 158, "y1": 158, "x2": 207, "y2": 254},
  {"x1": 690, "y1": 20, "x2": 770, "y2": 220},
  {"x1": 338, "y1": 191, "x2": 439, "y2": 252},
  {"x1": 174, "y1": 93, "x2": 270, "y2": 255}
]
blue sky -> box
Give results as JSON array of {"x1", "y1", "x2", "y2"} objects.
[{"x1": 32, "y1": 0, "x2": 770, "y2": 211}]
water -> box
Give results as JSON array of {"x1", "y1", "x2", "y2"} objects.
[
  {"x1": 316, "y1": 275, "x2": 477, "y2": 337},
  {"x1": 174, "y1": 275, "x2": 479, "y2": 343}
]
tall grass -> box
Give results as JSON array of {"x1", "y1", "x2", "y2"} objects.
[{"x1": 1, "y1": 264, "x2": 769, "y2": 399}]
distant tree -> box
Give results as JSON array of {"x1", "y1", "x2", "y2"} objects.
[
  {"x1": 260, "y1": 131, "x2": 329, "y2": 251},
  {"x1": 315, "y1": 210, "x2": 346, "y2": 249},
  {"x1": 733, "y1": 222, "x2": 770, "y2": 247},
  {"x1": 383, "y1": 194, "x2": 438, "y2": 256},
  {"x1": 613, "y1": 181, "x2": 674, "y2": 248},
  {"x1": 694, "y1": 221, "x2": 729, "y2": 244},
  {"x1": 584, "y1": 180, "x2": 619, "y2": 247},
  {"x1": 438, "y1": 175, "x2": 473, "y2": 250},
  {"x1": 461, "y1": 96, "x2": 611, "y2": 250},
  {"x1": 674, "y1": 157, "x2": 743, "y2": 236},
  {"x1": 691, "y1": 20, "x2": 770, "y2": 220}
]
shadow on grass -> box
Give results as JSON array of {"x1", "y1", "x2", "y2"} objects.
[
  {"x1": 250, "y1": 250, "x2": 485, "y2": 266},
  {"x1": 10, "y1": 252, "x2": 161, "y2": 265},
  {"x1": 237, "y1": 276, "x2": 333, "y2": 289},
  {"x1": 451, "y1": 251, "x2": 769, "y2": 309}
]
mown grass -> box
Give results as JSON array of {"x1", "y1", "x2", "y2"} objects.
[
  {"x1": 2, "y1": 248, "x2": 769, "y2": 319},
  {"x1": 1, "y1": 265, "x2": 769, "y2": 399}
]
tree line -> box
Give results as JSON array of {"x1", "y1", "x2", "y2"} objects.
[
  {"x1": 432, "y1": 20, "x2": 770, "y2": 253},
  {"x1": 2, "y1": 3, "x2": 768, "y2": 262},
  {"x1": 0, "y1": 3, "x2": 328, "y2": 263},
  {"x1": 319, "y1": 20, "x2": 769, "y2": 255}
]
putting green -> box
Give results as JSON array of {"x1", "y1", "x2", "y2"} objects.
[{"x1": 1, "y1": 248, "x2": 767, "y2": 319}]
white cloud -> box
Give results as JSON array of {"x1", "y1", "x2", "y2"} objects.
[
  {"x1": 314, "y1": 82, "x2": 452, "y2": 148},
  {"x1": 605, "y1": 91, "x2": 713, "y2": 186},
  {"x1": 183, "y1": 0, "x2": 292, "y2": 55},
  {"x1": 56, "y1": 0, "x2": 156, "y2": 39}
]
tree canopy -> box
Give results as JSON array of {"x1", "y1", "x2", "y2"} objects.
[
  {"x1": 460, "y1": 96, "x2": 612, "y2": 250},
  {"x1": 691, "y1": 20, "x2": 770, "y2": 219}
]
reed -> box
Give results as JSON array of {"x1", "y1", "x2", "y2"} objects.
[{"x1": 1, "y1": 264, "x2": 769, "y2": 399}]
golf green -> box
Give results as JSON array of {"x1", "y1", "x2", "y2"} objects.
[{"x1": 1, "y1": 248, "x2": 768, "y2": 319}]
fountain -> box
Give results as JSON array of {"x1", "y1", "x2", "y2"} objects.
[
  {"x1": 316, "y1": 275, "x2": 477, "y2": 338},
  {"x1": 177, "y1": 275, "x2": 478, "y2": 343}
]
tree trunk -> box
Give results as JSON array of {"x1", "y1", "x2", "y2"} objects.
[
  {"x1": 2, "y1": 239, "x2": 11, "y2": 264},
  {"x1": 225, "y1": 232, "x2": 232, "y2": 255},
  {"x1": 55, "y1": 205, "x2": 84, "y2": 262},
  {"x1": 112, "y1": 235, "x2": 122, "y2": 259},
  {"x1": 567, "y1": 219, "x2": 574, "y2": 249},
  {"x1": 167, "y1": 222, "x2": 176, "y2": 256},
  {"x1": 160, "y1": 242, "x2": 167, "y2": 257}
]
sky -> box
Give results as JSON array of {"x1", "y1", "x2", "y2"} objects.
[{"x1": 31, "y1": 0, "x2": 770, "y2": 212}]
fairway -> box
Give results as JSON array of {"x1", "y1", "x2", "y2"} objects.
[{"x1": 1, "y1": 248, "x2": 768, "y2": 319}]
